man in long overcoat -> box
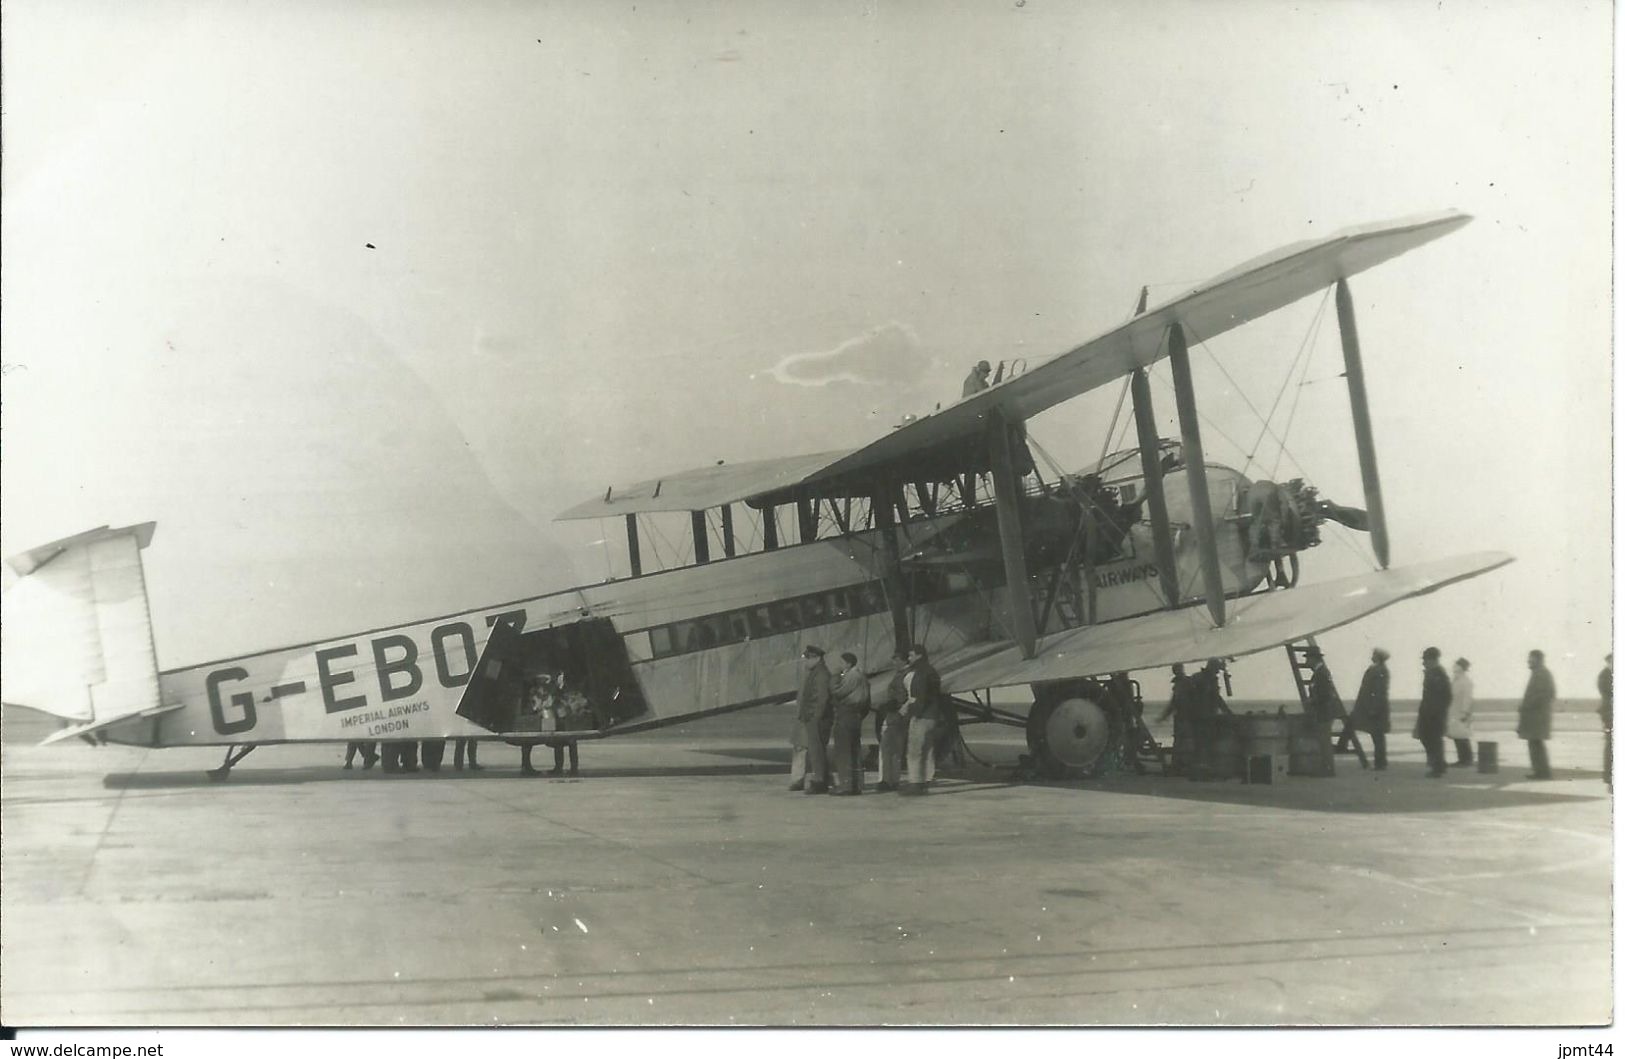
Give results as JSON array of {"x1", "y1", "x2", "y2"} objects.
[
  {"x1": 1348, "y1": 648, "x2": 1392, "y2": 770},
  {"x1": 1157, "y1": 664, "x2": 1197, "y2": 775},
  {"x1": 1414, "y1": 646, "x2": 1451, "y2": 778},
  {"x1": 792, "y1": 646, "x2": 834, "y2": 794},
  {"x1": 1518, "y1": 649, "x2": 1557, "y2": 780},
  {"x1": 1306, "y1": 647, "x2": 1363, "y2": 771}
]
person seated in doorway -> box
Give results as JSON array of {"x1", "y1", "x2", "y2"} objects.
[{"x1": 541, "y1": 677, "x2": 591, "y2": 776}]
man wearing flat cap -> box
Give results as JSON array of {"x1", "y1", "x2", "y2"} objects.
[
  {"x1": 1414, "y1": 646, "x2": 1451, "y2": 778},
  {"x1": 962, "y1": 360, "x2": 993, "y2": 398},
  {"x1": 791, "y1": 645, "x2": 833, "y2": 794}
]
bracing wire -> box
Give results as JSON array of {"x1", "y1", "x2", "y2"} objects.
[
  {"x1": 1097, "y1": 377, "x2": 1133, "y2": 472},
  {"x1": 1269, "y1": 328, "x2": 1322, "y2": 482},
  {"x1": 1147, "y1": 371, "x2": 1254, "y2": 467},
  {"x1": 1240, "y1": 287, "x2": 1334, "y2": 476}
]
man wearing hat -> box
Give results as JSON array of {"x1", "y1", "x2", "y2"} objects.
[
  {"x1": 1414, "y1": 647, "x2": 1452, "y2": 778},
  {"x1": 1305, "y1": 646, "x2": 1360, "y2": 772},
  {"x1": 1347, "y1": 648, "x2": 1391, "y2": 770},
  {"x1": 790, "y1": 645, "x2": 833, "y2": 794},
  {"x1": 962, "y1": 360, "x2": 993, "y2": 398}
]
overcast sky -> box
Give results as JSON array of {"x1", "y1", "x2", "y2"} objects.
[{"x1": 2, "y1": 0, "x2": 1611, "y2": 699}]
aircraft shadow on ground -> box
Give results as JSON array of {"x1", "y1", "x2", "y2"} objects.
[
  {"x1": 99, "y1": 744, "x2": 1607, "y2": 808},
  {"x1": 1040, "y1": 765, "x2": 1609, "y2": 813},
  {"x1": 101, "y1": 753, "x2": 793, "y2": 790}
]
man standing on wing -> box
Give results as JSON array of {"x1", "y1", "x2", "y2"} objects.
[{"x1": 962, "y1": 360, "x2": 992, "y2": 398}]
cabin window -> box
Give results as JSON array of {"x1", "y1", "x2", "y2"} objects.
[
  {"x1": 746, "y1": 605, "x2": 783, "y2": 638},
  {"x1": 639, "y1": 574, "x2": 986, "y2": 661},
  {"x1": 799, "y1": 593, "x2": 830, "y2": 626},
  {"x1": 770, "y1": 599, "x2": 801, "y2": 630},
  {"x1": 682, "y1": 621, "x2": 717, "y2": 653}
]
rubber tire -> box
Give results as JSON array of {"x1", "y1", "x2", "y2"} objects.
[{"x1": 1025, "y1": 680, "x2": 1124, "y2": 779}]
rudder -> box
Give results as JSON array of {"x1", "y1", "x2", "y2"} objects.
[{"x1": 2, "y1": 523, "x2": 167, "y2": 742}]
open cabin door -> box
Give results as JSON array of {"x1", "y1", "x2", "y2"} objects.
[{"x1": 455, "y1": 617, "x2": 648, "y2": 736}]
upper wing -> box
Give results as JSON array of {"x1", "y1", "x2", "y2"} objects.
[
  {"x1": 811, "y1": 211, "x2": 1469, "y2": 484},
  {"x1": 558, "y1": 210, "x2": 1469, "y2": 520},
  {"x1": 940, "y1": 550, "x2": 1512, "y2": 693}
]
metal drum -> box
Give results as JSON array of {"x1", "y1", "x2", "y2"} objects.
[
  {"x1": 1200, "y1": 719, "x2": 1245, "y2": 780},
  {"x1": 1287, "y1": 715, "x2": 1334, "y2": 777}
]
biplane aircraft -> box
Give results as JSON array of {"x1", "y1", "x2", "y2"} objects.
[{"x1": 2, "y1": 210, "x2": 1512, "y2": 779}]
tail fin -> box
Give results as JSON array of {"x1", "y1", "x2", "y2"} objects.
[{"x1": 2, "y1": 523, "x2": 169, "y2": 743}]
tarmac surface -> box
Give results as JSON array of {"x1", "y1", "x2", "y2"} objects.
[{"x1": 0, "y1": 703, "x2": 1612, "y2": 1026}]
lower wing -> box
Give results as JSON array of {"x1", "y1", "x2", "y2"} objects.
[{"x1": 941, "y1": 551, "x2": 1513, "y2": 693}]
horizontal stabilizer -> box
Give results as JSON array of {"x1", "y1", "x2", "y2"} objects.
[
  {"x1": 942, "y1": 551, "x2": 1513, "y2": 692},
  {"x1": 37, "y1": 703, "x2": 184, "y2": 746},
  {"x1": 1, "y1": 523, "x2": 164, "y2": 727}
]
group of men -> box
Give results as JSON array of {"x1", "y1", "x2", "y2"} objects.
[
  {"x1": 337, "y1": 673, "x2": 592, "y2": 777},
  {"x1": 1342, "y1": 645, "x2": 1600, "y2": 782},
  {"x1": 1153, "y1": 659, "x2": 1232, "y2": 774},
  {"x1": 342, "y1": 737, "x2": 483, "y2": 773},
  {"x1": 789, "y1": 643, "x2": 948, "y2": 796}
]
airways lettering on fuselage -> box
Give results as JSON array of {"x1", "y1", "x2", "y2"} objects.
[
  {"x1": 205, "y1": 611, "x2": 528, "y2": 735},
  {"x1": 1092, "y1": 563, "x2": 1161, "y2": 590}
]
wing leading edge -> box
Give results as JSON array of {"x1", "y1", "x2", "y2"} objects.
[{"x1": 940, "y1": 551, "x2": 1513, "y2": 694}]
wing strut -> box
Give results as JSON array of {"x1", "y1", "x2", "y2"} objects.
[
  {"x1": 625, "y1": 514, "x2": 643, "y2": 576},
  {"x1": 1130, "y1": 368, "x2": 1182, "y2": 608},
  {"x1": 988, "y1": 411, "x2": 1039, "y2": 658},
  {"x1": 873, "y1": 482, "x2": 914, "y2": 652},
  {"x1": 691, "y1": 510, "x2": 711, "y2": 564},
  {"x1": 1167, "y1": 323, "x2": 1227, "y2": 627},
  {"x1": 1335, "y1": 278, "x2": 1390, "y2": 569}
]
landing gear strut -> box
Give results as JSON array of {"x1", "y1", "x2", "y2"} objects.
[
  {"x1": 1025, "y1": 680, "x2": 1124, "y2": 779},
  {"x1": 207, "y1": 743, "x2": 258, "y2": 781},
  {"x1": 1264, "y1": 552, "x2": 1300, "y2": 589}
]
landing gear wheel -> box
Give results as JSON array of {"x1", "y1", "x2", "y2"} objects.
[{"x1": 1025, "y1": 681, "x2": 1123, "y2": 779}]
